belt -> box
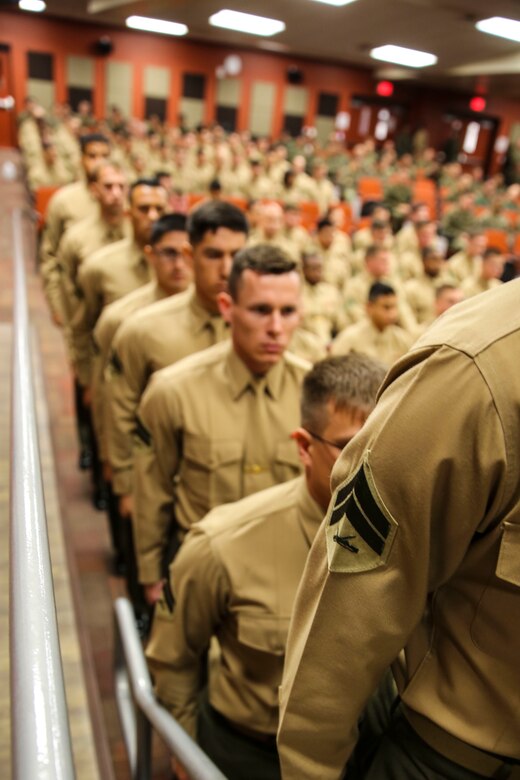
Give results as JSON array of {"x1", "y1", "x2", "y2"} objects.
[
  {"x1": 403, "y1": 706, "x2": 520, "y2": 780},
  {"x1": 210, "y1": 705, "x2": 277, "y2": 747}
]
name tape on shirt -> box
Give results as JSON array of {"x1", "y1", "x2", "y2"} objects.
[{"x1": 326, "y1": 455, "x2": 398, "y2": 574}]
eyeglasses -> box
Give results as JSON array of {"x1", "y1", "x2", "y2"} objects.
[
  {"x1": 154, "y1": 247, "x2": 182, "y2": 261},
  {"x1": 305, "y1": 429, "x2": 353, "y2": 451}
]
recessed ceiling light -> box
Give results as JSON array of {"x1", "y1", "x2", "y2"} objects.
[
  {"x1": 476, "y1": 16, "x2": 520, "y2": 43},
  {"x1": 308, "y1": 0, "x2": 357, "y2": 5},
  {"x1": 209, "y1": 9, "x2": 285, "y2": 37},
  {"x1": 19, "y1": 0, "x2": 46, "y2": 11},
  {"x1": 126, "y1": 15, "x2": 188, "y2": 36},
  {"x1": 370, "y1": 44, "x2": 437, "y2": 69}
]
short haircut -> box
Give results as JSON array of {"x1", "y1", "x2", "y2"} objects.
[
  {"x1": 209, "y1": 178, "x2": 222, "y2": 192},
  {"x1": 365, "y1": 245, "x2": 387, "y2": 262},
  {"x1": 187, "y1": 200, "x2": 249, "y2": 246},
  {"x1": 150, "y1": 213, "x2": 187, "y2": 245},
  {"x1": 371, "y1": 219, "x2": 389, "y2": 231},
  {"x1": 129, "y1": 177, "x2": 162, "y2": 200},
  {"x1": 317, "y1": 218, "x2": 333, "y2": 231},
  {"x1": 421, "y1": 245, "x2": 442, "y2": 262},
  {"x1": 483, "y1": 246, "x2": 503, "y2": 259},
  {"x1": 90, "y1": 160, "x2": 124, "y2": 182},
  {"x1": 368, "y1": 281, "x2": 395, "y2": 301},
  {"x1": 300, "y1": 354, "x2": 386, "y2": 432},
  {"x1": 80, "y1": 133, "x2": 109, "y2": 152},
  {"x1": 228, "y1": 243, "x2": 297, "y2": 300},
  {"x1": 435, "y1": 283, "x2": 458, "y2": 299}
]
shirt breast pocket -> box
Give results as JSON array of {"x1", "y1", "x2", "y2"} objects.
[
  {"x1": 182, "y1": 434, "x2": 243, "y2": 510},
  {"x1": 237, "y1": 614, "x2": 290, "y2": 698},
  {"x1": 470, "y1": 521, "x2": 520, "y2": 664},
  {"x1": 272, "y1": 439, "x2": 302, "y2": 483}
]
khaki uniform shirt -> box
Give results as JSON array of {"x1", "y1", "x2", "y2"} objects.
[
  {"x1": 247, "y1": 230, "x2": 300, "y2": 263},
  {"x1": 301, "y1": 281, "x2": 345, "y2": 345},
  {"x1": 133, "y1": 342, "x2": 309, "y2": 583},
  {"x1": 331, "y1": 317, "x2": 415, "y2": 367},
  {"x1": 91, "y1": 281, "x2": 168, "y2": 460},
  {"x1": 71, "y1": 238, "x2": 151, "y2": 385},
  {"x1": 289, "y1": 328, "x2": 328, "y2": 364},
  {"x1": 57, "y1": 213, "x2": 131, "y2": 329},
  {"x1": 313, "y1": 178, "x2": 338, "y2": 216},
  {"x1": 244, "y1": 174, "x2": 280, "y2": 201},
  {"x1": 40, "y1": 180, "x2": 98, "y2": 321},
  {"x1": 461, "y1": 275, "x2": 502, "y2": 299},
  {"x1": 107, "y1": 289, "x2": 229, "y2": 495},
  {"x1": 311, "y1": 241, "x2": 352, "y2": 291},
  {"x1": 443, "y1": 249, "x2": 482, "y2": 285},
  {"x1": 343, "y1": 271, "x2": 417, "y2": 332},
  {"x1": 279, "y1": 279, "x2": 520, "y2": 778},
  {"x1": 394, "y1": 222, "x2": 418, "y2": 255},
  {"x1": 146, "y1": 476, "x2": 323, "y2": 738},
  {"x1": 27, "y1": 158, "x2": 73, "y2": 192},
  {"x1": 404, "y1": 274, "x2": 438, "y2": 325}
]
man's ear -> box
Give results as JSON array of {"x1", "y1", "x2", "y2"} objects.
[
  {"x1": 218, "y1": 291, "x2": 233, "y2": 323},
  {"x1": 292, "y1": 427, "x2": 312, "y2": 467}
]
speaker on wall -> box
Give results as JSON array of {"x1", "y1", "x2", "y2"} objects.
[
  {"x1": 93, "y1": 36, "x2": 113, "y2": 56},
  {"x1": 287, "y1": 66, "x2": 303, "y2": 85}
]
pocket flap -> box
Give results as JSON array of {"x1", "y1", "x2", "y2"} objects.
[
  {"x1": 237, "y1": 614, "x2": 290, "y2": 655},
  {"x1": 275, "y1": 438, "x2": 300, "y2": 469},
  {"x1": 496, "y1": 522, "x2": 520, "y2": 587},
  {"x1": 184, "y1": 434, "x2": 242, "y2": 470}
]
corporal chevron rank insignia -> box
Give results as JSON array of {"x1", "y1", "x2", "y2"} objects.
[{"x1": 326, "y1": 455, "x2": 398, "y2": 573}]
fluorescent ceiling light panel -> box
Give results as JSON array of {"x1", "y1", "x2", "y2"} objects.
[
  {"x1": 476, "y1": 16, "x2": 520, "y2": 43},
  {"x1": 19, "y1": 0, "x2": 46, "y2": 11},
  {"x1": 209, "y1": 9, "x2": 285, "y2": 36},
  {"x1": 308, "y1": 0, "x2": 357, "y2": 5},
  {"x1": 126, "y1": 15, "x2": 188, "y2": 36},
  {"x1": 370, "y1": 44, "x2": 437, "y2": 68}
]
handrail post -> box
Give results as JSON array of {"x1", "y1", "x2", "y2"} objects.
[
  {"x1": 9, "y1": 208, "x2": 76, "y2": 779},
  {"x1": 136, "y1": 708, "x2": 152, "y2": 780}
]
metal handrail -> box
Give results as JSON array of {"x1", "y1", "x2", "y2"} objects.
[
  {"x1": 114, "y1": 597, "x2": 227, "y2": 780},
  {"x1": 9, "y1": 208, "x2": 76, "y2": 778}
]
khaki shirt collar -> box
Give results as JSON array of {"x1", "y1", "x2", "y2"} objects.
[
  {"x1": 189, "y1": 290, "x2": 227, "y2": 337},
  {"x1": 226, "y1": 346, "x2": 287, "y2": 402},
  {"x1": 295, "y1": 476, "x2": 326, "y2": 548}
]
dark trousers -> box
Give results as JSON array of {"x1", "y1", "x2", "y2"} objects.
[
  {"x1": 74, "y1": 378, "x2": 105, "y2": 501},
  {"x1": 351, "y1": 708, "x2": 518, "y2": 780},
  {"x1": 197, "y1": 693, "x2": 281, "y2": 780}
]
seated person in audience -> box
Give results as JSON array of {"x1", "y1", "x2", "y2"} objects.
[
  {"x1": 279, "y1": 169, "x2": 304, "y2": 207},
  {"x1": 282, "y1": 204, "x2": 311, "y2": 256},
  {"x1": 394, "y1": 201, "x2": 430, "y2": 254},
  {"x1": 292, "y1": 154, "x2": 317, "y2": 202},
  {"x1": 343, "y1": 245, "x2": 417, "y2": 333},
  {"x1": 441, "y1": 190, "x2": 479, "y2": 249},
  {"x1": 398, "y1": 220, "x2": 441, "y2": 282},
  {"x1": 300, "y1": 251, "x2": 345, "y2": 346},
  {"x1": 244, "y1": 158, "x2": 276, "y2": 201},
  {"x1": 461, "y1": 246, "x2": 504, "y2": 298},
  {"x1": 310, "y1": 217, "x2": 352, "y2": 289},
  {"x1": 332, "y1": 281, "x2": 415, "y2": 367},
  {"x1": 247, "y1": 201, "x2": 298, "y2": 261},
  {"x1": 351, "y1": 204, "x2": 392, "y2": 255},
  {"x1": 404, "y1": 245, "x2": 445, "y2": 326},
  {"x1": 434, "y1": 282, "x2": 464, "y2": 317},
  {"x1": 146, "y1": 353, "x2": 386, "y2": 780},
  {"x1": 442, "y1": 229, "x2": 487, "y2": 285},
  {"x1": 309, "y1": 161, "x2": 339, "y2": 216},
  {"x1": 351, "y1": 218, "x2": 396, "y2": 276}
]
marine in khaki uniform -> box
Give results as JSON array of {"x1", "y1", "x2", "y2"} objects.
[
  {"x1": 106, "y1": 201, "x2": 249, "y2": 506},
  {"x1": 279, "y1": 278, "x2": 520, "y2": 780},
  {"x1": 70, "y1": 179, "x2": 170, "y2": 388},
  {"x1": 309, "y1": 162, "x2": 339, "y2": 216},
  {"x1": 301, "y1": 252, "x2": 346, "y2": 346},
  {"x1": 26, "y1": 140, "x2": 73, "y2": 192},
  {"x1": 442, "y1": 230, "x2": 487, "y2": 285},
  {"x1": 247, "y1": 202, "x2": 299, "y2": 262},
  {"x1": 57, "y1": 162, "x2": 131, "y2": 343},
  {"x1": 132, "y1": 246, "x2": 308, "y2": 602},
  {"x1": 403, "y1": 246, "x2": 445, "y2": 326},
  {"x1": 90, "y1": 213, "x2": 190, "y2": 463},
  {"x1": 146, "y1": 354, "x2": 386, "y2": 780},
  {"x1": 40, "y1": 133, "x2": 111, "y2": 325},
  {"x1": 397, "y1": 220, "x2": 440, "y2": 282},
  {"x1": 460, "y1": 246, "x2": 504, "y2": 299},
  {"x1": 394, "y1": 201, "x2": 431, "y2": 255},
  {"x1": 332, "y1": 282, "x2": 415, "y2": 367},
  {"x1": 310, "y1": 218, "x2": 352, "y2": 290},
  {"x1": 351, "y1": 219, "x2": 396, "y2": 277},
  {"x1": 343, "y1": 246, "x2": 417, "y2": 333}
]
